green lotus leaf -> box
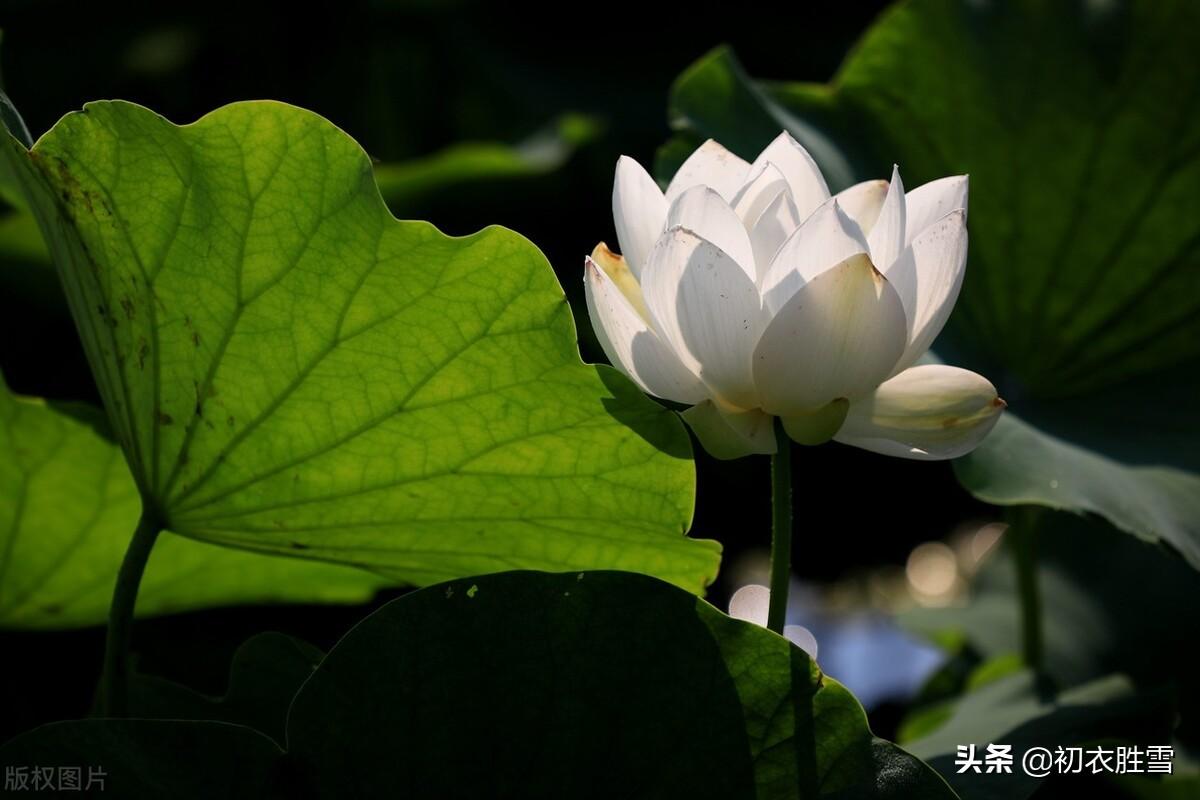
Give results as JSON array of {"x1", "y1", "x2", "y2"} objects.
[
  {"x1": 0, "y1": 100, "x2": 718, "y2": 592},
  {"x1": 0, "y1": 372, "x2": 391, "y2": 628}
]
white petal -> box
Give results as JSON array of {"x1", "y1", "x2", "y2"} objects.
[
  {"x1": 666, "y1": 186, "x2": 756, "y2": 283},
  {"x1": 835, "y1": 364, "x2": 1004, "y2": 460},
  {"x1": 613, "y1": 156, "x2": 669, "y2": 279},
  {"x1": 731, "y1": 162, "x2": 788, "y2": 225},
  {"x1": 905, "y1": 175, "x2": 968, "y2": 246},
  {"x1": 753, "y1": 253, "x2": 907, "y2": 414},
  {"x1": 584, "y1": 255, "x2": 706, "y2": 405},
  {"x1": 833, "y1": 179, "x2": 888, "y2": 234},
  {"x1": 759, "y1": 199, "x2": 869, "y2": 315},
  {"x1": 681, "y1": 400, "x2": 777, "y2": 460},
  {"x1": 665, "y1": 139, "x2": 750, "y2": 205},
  {"x1": 885, "y1": 210, "x2": 968, "y2": 374},
  {"x1": 748, "y1": 190, "x2": 802, "y2": 283},
  {"x1": 750, "y1": 132, "x2": 830, "y2": 220},
  {"x1": 642, "y1": 228, "x2": 765, "y2": 408},
  {"x1": 866, "y1": 165, "x2": 906, "y2": 271}
]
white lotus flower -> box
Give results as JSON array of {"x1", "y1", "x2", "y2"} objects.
[{"x1": 584, "y1": 132, "x2": 1004, "y2": 460}]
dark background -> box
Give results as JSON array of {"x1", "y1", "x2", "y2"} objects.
[{"x1": 0, "y1": 0, "x2": 987, "y2": 744}]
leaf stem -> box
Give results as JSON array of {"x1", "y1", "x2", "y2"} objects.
[
  {"x1": 767, "y1": 418, "x2": 792, "y2": 634},
  {"x1": 99, "y1": 508, "x2": 161, "y2": 717},
  {"x1": 1009, "y1": 506, "x2": 1043, "y2": 675}
]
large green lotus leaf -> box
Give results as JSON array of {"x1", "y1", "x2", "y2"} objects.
[
  {"x1": 1, "y1": 571, "x2": 956, "y2": 798},
  {"x1": 0, "y1": 372, "x2": 393, "y2": 629},
  {"x1": 904, "y1": 671, "x2": 1175, "y2": 800},
  {"x1": 286, "y1": 570, "x2": 954, "y2": 798},
  {"x1": 663, "y1": 0, "x2": 1200, "y2": 565},
  {"x1": 0, "y1": 101, "x2": 718, "y2": 592}
]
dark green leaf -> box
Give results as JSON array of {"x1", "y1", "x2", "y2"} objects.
[
  {"x1": 1, "y1": 571, "x2": 954, "y2": 798},
  {"x1": 286, "y1": 570, "x2": 955, "y2": 798},
  {"x1": 0, "y1": 719, "x2": 285, "y2": 799},
  {"x1": 905, "y1": 671, "x2": 1174, "y2": 800},
  {"x1": 664, "y1": 0, "x2": 1200, "y2": 565},
  {"x1": 128, "y1": 632, "x2": 322, "y2": 745}
]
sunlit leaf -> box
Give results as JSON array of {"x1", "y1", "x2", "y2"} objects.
[
  {"x1": 0, "y1": 372, "x2": 390, "y2": 628},
  {"x1": 1, "y1": 100, "x2": 718, "y2": 592},
  {"x1": 664, "y1": 0, "x2": 1200, "y2": 565}
]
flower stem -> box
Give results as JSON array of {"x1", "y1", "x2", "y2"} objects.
[
  {"x1": 767, "y1": 418, "x2": 792, "y2": 634},
  {"x1": 99, "y1": 509, "x2": 161, "y2": 717},
  {"x1": 1009, "y1": 506, "x2": 1043, "y2": 674}
]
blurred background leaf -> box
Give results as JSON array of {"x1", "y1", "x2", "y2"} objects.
[
  {"x1": 374, "y1": 112, "x2": 601, "y2": 214},
  {"x1": 901, "y1": 511, "x2": 1200, "y2": 796},
  {"x1": 905, "y1": 670, "x2": 1175, "y2": 800},
  {"x1": 903, "y1": 511, "x2": 1200, "y2": 713}
]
